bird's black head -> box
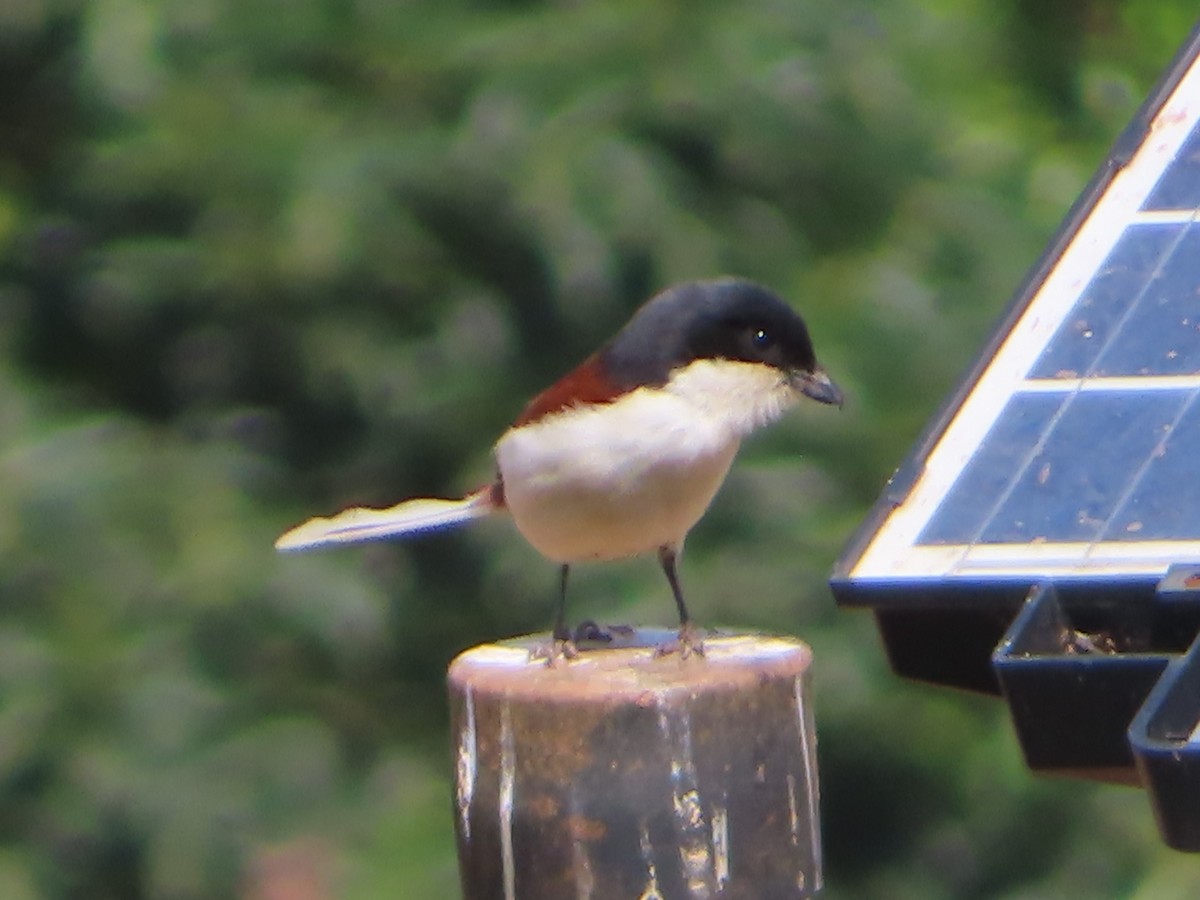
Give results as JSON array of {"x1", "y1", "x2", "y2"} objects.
[{"x1": 603, "y1": 279, "x2": 842, "y2": 406}]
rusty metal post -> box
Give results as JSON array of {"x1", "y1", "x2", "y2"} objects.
[{"x1": 448, "y1": 630, "x2": 821, "y2": 899}]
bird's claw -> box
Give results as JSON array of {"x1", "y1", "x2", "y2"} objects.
[
  {"x1": 654, "y1": 623, "x2": 706, "y2": 659},
  {"x1": 529, "y1": 635, "x2": 579, "y2": 666}
]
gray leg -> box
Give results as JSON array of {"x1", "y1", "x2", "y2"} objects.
[
  {"x1": 658, "y1": 544, "x2": 703, "y2": 657},
  {"x1": 553, "y1": 563, "x2": 571, "y2": 643},
  {"x1": 658, "y1": 545, "x2": 690, "y2": 628}
]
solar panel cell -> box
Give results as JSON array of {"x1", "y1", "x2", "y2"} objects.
[
  {"x1": 1092, "y1": 226, "x2": 1200, "y2": 377},
  {"x1": 1143, "y1": 125, "x2": 1200, "y2": 210},
  {"x1": 1103, "y1": 395, "x2": 1200, "y2": 540},
  {"x1": 978, "y1": 391, "x2": 1185, "y2": 544},
  {"x1": 919, "y1": 393, "x2": 1060, "y2": 544},
  {"x1": 1030, "y1": 224, "x2": 1180, "y2": 379}
]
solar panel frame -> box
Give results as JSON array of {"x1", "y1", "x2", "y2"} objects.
[{"x1": 833, "y1": 22, "x2": 1200, "y2": 606}]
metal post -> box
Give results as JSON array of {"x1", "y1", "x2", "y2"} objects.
[{"x1": 448, "y1": 629, "x2": 821, "y2": 899}]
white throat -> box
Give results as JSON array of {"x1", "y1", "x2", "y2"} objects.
[{"x1": 663, "y1": 359, "x2": 798, "y2": 438}]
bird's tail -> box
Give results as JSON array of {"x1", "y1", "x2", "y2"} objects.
[{"x1": 275, "y1": 484, "x2": 502, "y2": 552}]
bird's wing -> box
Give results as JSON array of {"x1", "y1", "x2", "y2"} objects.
[{"x1": 275, "y1": 485, "x2": 501, "y2": 551}]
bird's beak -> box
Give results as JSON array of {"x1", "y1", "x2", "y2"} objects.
[{"x1": 792, "y1": 367, "x2": 844, "y2": 408}]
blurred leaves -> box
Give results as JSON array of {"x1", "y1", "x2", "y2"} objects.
[{"x1": 1, "y1": 0, "x2": 1196, "y2": 896}]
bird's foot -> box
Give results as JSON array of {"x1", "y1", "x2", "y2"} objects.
[
  {"x1": 529, "y1": 635, "x2": 579, "y2": 667},
  {"x1": 654, "y1": 623, "x2": 706, "y2": 660}
]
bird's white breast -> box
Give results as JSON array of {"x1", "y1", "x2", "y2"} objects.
[{"x1": 494, "y1": 360, "x2": 795, "y2": 563}]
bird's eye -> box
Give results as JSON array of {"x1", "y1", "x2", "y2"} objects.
[{"x1": 734, "y1": 323, "x2": 777, "y2": 362}]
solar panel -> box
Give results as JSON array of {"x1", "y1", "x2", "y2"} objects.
[
  {"x1": 831, "y1": 23, "x2": 1200, "y2": 851},
  {"x1": 843, "y1": 49, "x2": 1200, "y2": 586}
]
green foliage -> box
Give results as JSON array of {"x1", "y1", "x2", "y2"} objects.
[{"x1": 2, "y1": 0, "x2": 1197, "y2": 895}]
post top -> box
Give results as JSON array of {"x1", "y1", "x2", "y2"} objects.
[{"x1": 447, "y1": 629, "x2": 812, "y2": 703}]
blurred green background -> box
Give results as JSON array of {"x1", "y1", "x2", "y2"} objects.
[{"x1": 4, "y1": 0, "x2": 1200, "y2": 897}]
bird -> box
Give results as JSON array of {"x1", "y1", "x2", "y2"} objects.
[{"x1": 276, "y1": 278, "x2": 843, "y2": 656}]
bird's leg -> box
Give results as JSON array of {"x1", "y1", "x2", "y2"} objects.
[
  {"x1": 659, "y1": 545, "x2": 690, "y2": 626},
  {"x1": 548, "y1": 563, "x2": 577, "y2": 661},
  {"x1": 529, "y1": 565, "x2": 582, "y2": 664},
  {"x1": 657, "y1": 544, "x2": 704, "y2": 658}
]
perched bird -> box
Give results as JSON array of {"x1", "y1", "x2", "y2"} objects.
[{"x1": 276, "y1": 278, "x2": 842, "y2": 655}]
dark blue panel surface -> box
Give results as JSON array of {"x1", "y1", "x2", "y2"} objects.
[
  {"x1": 918, "y1": 390, "x2": 1193, "y2": 547},
  {"x1": 1093, "y1": 227, "x2": 1200, "y2": 376},
  {"x1": 918, "y1": 393, "x2": 1063, "y2": 545},
  {"x1": 1104, "y1": 394, "x2": 1200, "y2": 540},
  {"x1": 980, "y1": 391, "x2": 1186, "y2": 543},
  {"x1": 1030, "y1": 225, "x2": 1182, "y2": 379},
  {"x1": 1143, "y1": 125, "x2": 1200, "y2": 211}
]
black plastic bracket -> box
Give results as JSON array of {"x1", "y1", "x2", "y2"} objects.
[
  {"x1": 1129, "y1": 565, "x2": 1200, "y2": 851},
  {"x1": 992, "y1": 583, "x2": 1175, "y2": 783}
]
